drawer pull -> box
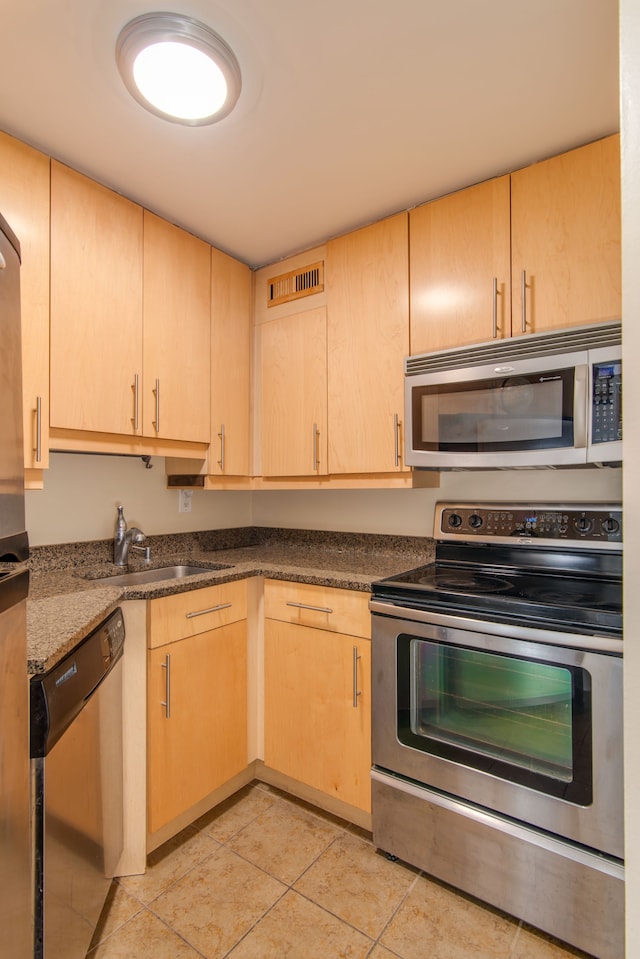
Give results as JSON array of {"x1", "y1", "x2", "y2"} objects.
[
  {"x1": 353, "y1": 646, "x2": 361, "y2": 708},
  {"x1": 186, "y1": 602, "x2": 232, "y2": 619},
  {"x1": 285, "y1": 601, "x2": 333, "y2": 615},
  {"x1": 35, "y1": 395, "x2": 42, "y2": 463},
  {"x1": 161, "y1": 654, "x2": 171, "y2": 719}
]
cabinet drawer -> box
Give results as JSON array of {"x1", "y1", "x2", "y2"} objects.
[
  {"x1": 148, "y1": 579, "x2": 247, "y2": 648},
  {"x1": 264, "y1": 579, "x2": 370, "y2": 639}
]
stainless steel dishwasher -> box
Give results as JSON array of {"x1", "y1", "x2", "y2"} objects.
[{"x1": 30, "y1": 607, "x2": 125, "y2": 959}]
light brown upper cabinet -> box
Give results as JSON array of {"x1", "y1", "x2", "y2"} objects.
[
  {"x1": 209, "y1": 248, "x2": 252, "y2": 476},
  {"x1": 409, "y1": 176, "x2": 511, "y2": 353},
  {"x1": 260, "y1": 307, "x2": 327, "y2": 477},
  {"x1": 50, "y1": 161, "x2": 144, "y2": 436},
  {"x1": 327, "y1": 213, "x2": 409, "y2": 474},
  {"x1": 0, "y1": 132, "x2": 50, "y2": 484},
  {"x1": 410, "y1": 135, "x2": 621, "y2": 354},
  {"x1": 50, "y1": 164, "x2": 211, "y2": 448},
  {"x1": 511, "y1": 135, "x2": 621, "y2": 335},
  {"x1": 143, "y1": 211, "x2": 211, "y2": 444}
]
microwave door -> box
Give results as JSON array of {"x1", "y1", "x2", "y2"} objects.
[{"x1": 405, "y1": 356, "x2": 589, "y2": 469}]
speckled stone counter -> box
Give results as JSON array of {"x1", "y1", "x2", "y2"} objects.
[{"x1": 27, "y1": 527, "x2": 435, "y2": 674}]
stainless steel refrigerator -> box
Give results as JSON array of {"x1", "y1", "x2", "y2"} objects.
[{"x1": 0, "y1": 211, "x2": 32, "y2": 958}]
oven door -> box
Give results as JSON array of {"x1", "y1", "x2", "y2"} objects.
[{"x1": 371, "y1": 606, "x2": 623, "y2": 859}]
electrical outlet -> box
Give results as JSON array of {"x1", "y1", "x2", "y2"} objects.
[{"x1": 178, "y1": 489, "x2": 193, "y2": 513}]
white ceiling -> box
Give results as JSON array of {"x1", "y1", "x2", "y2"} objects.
[{"x1": 0, "y1": 0, "x2": 619, "y2": 269}]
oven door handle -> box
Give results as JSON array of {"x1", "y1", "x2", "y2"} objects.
[{"x1": 368, "y1": 600, "x2": 623, "y2": 655}]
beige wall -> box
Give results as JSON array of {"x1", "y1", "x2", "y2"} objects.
[
  {"x1": 25, "y1": 452, "x2": 252, "y2": 546},
  {"x1": 621, "y1": 0, "x2": 639, "y2": 951},
  {"x1": 252, "y1": 469, "x2": 621, "y2": 536},
  {"x1": 27, "y1": 451, "x2": 621, "y2": 546}
]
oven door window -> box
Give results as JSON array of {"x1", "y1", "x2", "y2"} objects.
[
  {"x1": 397, "y1": 636, "x2": 592, "y2": 804},
  {"x1": 411, "y1": 368, "x2": 575, "y2": 453}
]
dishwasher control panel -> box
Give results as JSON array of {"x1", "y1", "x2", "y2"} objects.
[{"x1": 30, "y1": 607, "x2": 125, "y2": 758}]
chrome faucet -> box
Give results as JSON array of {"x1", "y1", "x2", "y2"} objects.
[{"x1": 113, "y1": 506, "x2": 148, "y2": 566}]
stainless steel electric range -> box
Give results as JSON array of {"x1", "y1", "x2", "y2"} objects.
[{"x1": 370, "y1": 502, "x2": 623, "y2": 959}]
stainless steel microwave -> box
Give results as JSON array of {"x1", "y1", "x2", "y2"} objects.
[{"x1": 405, "y1": 321, "x2": 622, "y2": 469}]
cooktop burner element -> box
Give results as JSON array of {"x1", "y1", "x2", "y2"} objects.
[
  {"x1": 417, "y1": 569, "x2": 514, "y2": 594},
  {"x1": 373, "y1": 503, "x2": 622, "y2": 638}
]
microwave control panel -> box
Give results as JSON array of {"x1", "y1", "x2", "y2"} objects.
[{"x1": 591, "y1": 360, "x2": 622, "y2": 444}]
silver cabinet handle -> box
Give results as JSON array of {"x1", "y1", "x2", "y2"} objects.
[
  {"x1": 153, "y1": 378, "x2": 160, "y2": 433},
  {"x1": 286, "y1": 601, "x2": 333, "y2": 614},
  {"x1": 133, "y1": 374, "x2": 140, "y2": 431},
  {"x1": 218, "y1": 423, "x2": 225, "y2": 472},
  {"x1": 161, "y1": 654, "x2": 171, "y2": 719},
  {"x1": 492, "y1": 277, "x2": 498, "y2": 339},
  {"x1": 35, "y1": 395, "x2": 42, "y2": 464},
  {"x1": 353, "y1": 646, "x2": 361, "y2": 708},
  {"x1": 186, "y1": 602, "x2": 232, "y2": 619},
  {"x1": 521, "y1": 270, "x2": 528, "y2": 333},
  {"x1": 313, "y1": 422, "x2": 320, "y2": 472},
  {"x1": 394, "y1": 413, "x2": 401, "y2": 467}
]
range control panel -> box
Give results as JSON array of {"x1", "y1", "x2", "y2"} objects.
[{"x1": 437, "y1": 504, "x2": 622, "y2": 546}]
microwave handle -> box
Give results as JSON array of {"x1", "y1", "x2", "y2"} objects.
[{"x1": 574, "y1": 365, "x2": 588, "y2": 449}]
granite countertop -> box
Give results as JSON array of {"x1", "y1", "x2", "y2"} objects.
[{"x1": 27, "y1": 527, "x2": 434, "y2": 675}]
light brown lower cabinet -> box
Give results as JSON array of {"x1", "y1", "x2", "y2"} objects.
[
  {"x1": 147, "y1": 583, "x2": 248, "y2": 836},
  {"x1": 263, "y1": 580, "x2": 372, "y2": 814}
]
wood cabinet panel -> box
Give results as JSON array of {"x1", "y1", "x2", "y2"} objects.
[
  {"x1": 0, "y1": 132, "x2": 50, "y2": 473},
  {"x1": 264, "y1": 579, "x2": 370, "y2": 639},
  {"x1": 147, "y1": 580, "x2": 247, "y2": 649},
  {"x1": 327, "y1": 213, "x2": 409, "y2": 474},
  {"x1": 260, "y1": 307, "x2": 327, "y2": 476},
  {"x1": 511, "y1": 135, "x2": 621, "y2": 334},
  {"x1": 50, "y1": 161, "x2": 143, "y2": 435},
  {"x1": 264, "y1": 618, "x2": 371, "y2": 813},
  {"x1": 210, "y1": 248, "x2": 251, "y2": 476},
  {"x1": 147, "y1": 619, "x2": 248, "y2": 834},
  {"x1": 410, "y1": 176, "x2": 511, "y2": 353},
  {"x1": 142, "y1": 211, "x2": 211, "y2": 443}
]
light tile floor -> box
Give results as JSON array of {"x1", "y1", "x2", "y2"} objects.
[{"x1": 86, "y1": 782, "x2": 594, "y2": 959}]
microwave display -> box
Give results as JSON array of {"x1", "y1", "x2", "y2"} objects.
[
  {"x1": 591, "y1": 360, "x2": 622, "y2": 445},
  {"x1": 414, "y1": 368, "x2": 575, "y2": 453}
]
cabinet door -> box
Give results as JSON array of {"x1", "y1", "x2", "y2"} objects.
[
  {"x1": 147, "y1": 620, "x2": 247, "y2": 834},
  {"x1": 143, "y1": 211, "x2": 211, "y2": 443},
  {"x1": 210, "y1": 248, "x2": 251, "y2": 475},
  {"x1": 327, "y1": 213, "x2": 408, "y2": 474},
  {"x1": 260, "y1": 307, "x2": 327, "y2": 476},
  {"x1": 50, "y1": 162, "x2": 143, "y2": 435},
  {"x1": 410, "y1": 176, "x2": 511, "y2": 353},
  {"x1": 511, "y1": 135, "x2": 621, "y2": 335},
  {"x1": 264, "y1": 619, "x2": 371, "y2": 813},
  {"x1": 0, "y1": 132, "x2": 50, "y2": 473}
]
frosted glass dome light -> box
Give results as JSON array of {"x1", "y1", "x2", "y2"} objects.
[{"x1": 116, "y1": 13, "x2": 241, "y2": 125}]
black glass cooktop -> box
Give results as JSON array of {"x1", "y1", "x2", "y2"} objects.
[{"x1": 373, "y1": 551, "x2": 622, "y2": 637}]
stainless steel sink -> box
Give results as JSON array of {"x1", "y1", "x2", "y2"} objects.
[{"x1": 85, "y1": 563, "x2": 232, "y2": 587}]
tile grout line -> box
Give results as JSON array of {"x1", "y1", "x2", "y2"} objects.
[
  {"x1": 218, "y1": 825, "x2": 344, "y2": 959},
  {"x1": 369, "y1": 866, "x2": 424, "y2": 957}
]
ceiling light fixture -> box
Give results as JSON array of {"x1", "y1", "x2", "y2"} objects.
[{"x1": 116, "y1": 12, "x2": 241, "y2": 125}]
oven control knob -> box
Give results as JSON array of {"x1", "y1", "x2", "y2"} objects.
[
  {"x1": 468, "y1": 513, "x2": 483, "y2": 529},
  {"x1": 447, "y1": 513, "x2": 463, "y2": 529},
  {"x1": 574, "y1": 515, "x2": 594, "y2": 534},
  {"x1": 602, "y1": 517, "x2": 620, "y2": 535}
]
